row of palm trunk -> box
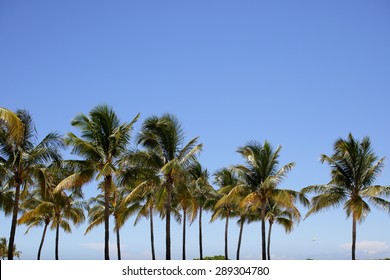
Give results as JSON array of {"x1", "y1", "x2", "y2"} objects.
[{"x1": 1, "y1": 106, "x2": 390, "y2": 260}]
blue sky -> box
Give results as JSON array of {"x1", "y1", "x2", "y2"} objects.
[{"x1": 1, "y1": 0, "x2": 390, "y2": 260}]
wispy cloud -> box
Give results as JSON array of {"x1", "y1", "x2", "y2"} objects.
[
  {"x1": 80, "y1": 242, "x2": 118, "y2": 251},
  {"x1": 340, "y1": 240, "x2": 389, "y2": 255}
]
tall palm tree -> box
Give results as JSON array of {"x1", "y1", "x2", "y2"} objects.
[
  {"x1": 137, "y1": 114, "x2": 202, "y2": 260},
  {"x1": 188, "y1": 161, "x2": 216, "y2": 260},
  {"x1": 235, "y1": 140, "x2": 299, "y2": 260},
  {"x1": 302, "y1": 133, "x2": 390, "y2": 260},
  {"x1": 0, "y1": 110, "x2": 63, "y2": 259},
  {"x1": 57, "y1": 105, "x2": 139, "y2": 260}
]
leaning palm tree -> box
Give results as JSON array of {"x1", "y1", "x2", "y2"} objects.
[
  {"x1": 302, "y1": 133, "x2": 390, "y2": 260},
  {"x1": 57, "y1": 105, "x2": 139, "y2": 260},
  {"x1": 0, "y1": 110, "x2": 63, "y2": 259},
  {"x1": 235, "y1": 140, "x2": 300, "y2": 260},
  {"x1": 137, "y1": 114, "x2": 202, "y2": 260}
]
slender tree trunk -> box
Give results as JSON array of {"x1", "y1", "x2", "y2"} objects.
[
  {"x1": 225, "y1": 213, "x2": 229, "y2": 260},
  {"x1": 8, "y1": 183, "x2": 21, "y2": 260},
  {"x1": 199, "y1": 205, "x2": 203, "y2": 260},
  {"x1": 267, "y1": 221, "x2": 273, "y2": 260},
  {"x1": 352, "y1": 216, "x2": 357, "y2": 260},
  {"x1": 166, "y1": 180, "x2": 172, "y2": 260},
  {"x1": 116, "y1": 225, "x2": 121, "y2": 260},
  {"x1": 261, "y1": 205, "x2": 267, "y2": 260},
  {"x1": 182, "y1": 208, "x2": 187, "y2": 260},
  {"x1": 236, "y1": 218, "x2": 244, "y2": 260},
  {"x1": 37, "y1": 222, "x2": 49, "y2": 260},
  {"x1": 55, "y1": 221, "x2": 60, "y2": 260},
  {"x1": 104, "y1": 175, "x2": 112, "y2": 260},
  {"x1": 149, "y1": 205, "x2": 156, "y2": 260}
]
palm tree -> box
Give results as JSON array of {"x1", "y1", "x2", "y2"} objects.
[
  {"x1": 118, "y1": 149, "x2": 163, "y2": 260},
  {"x1": 302, "y1": 133, "x2": 390, "y2": 260},
  {"x1": 137, "y1": 114, "x2": 202, "y2": 260},
  {"x1": 188, "y1": 161, "x2": 216, "y2": 260},
  {"x1": 0, "y1": 110, "x2": 63, "y2": 259},
  {"x1": 0, "y1": 237, "x2": 21, "y2": 259},
  {"x1": 235, "y1": 140, "x2": 299, "y2": 260},
  {"x1": 175, "y1": 180, "x2": 197, "y2": 260},
  {"x1": 57, "y1": 105, "x2": 139, "y2": 260},
  {"x1": 18, "y1": 163, "x2": 85, "y2": 260},
  {"x1": 265, "y1": 202, "x2": 300, "y2": 260},
  {"x1": 85, "y1": 183, "x2": 139, "y2": 260},
  {"x1": 212, "y1": 168, "x2": 241, "y2": 260}
]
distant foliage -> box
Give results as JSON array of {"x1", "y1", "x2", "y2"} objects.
[{"x1": 194, "y1": 255, "x2": 226, "y2": 260}]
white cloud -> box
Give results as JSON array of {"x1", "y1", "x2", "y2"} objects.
[
  {"x1": 80, "y1": 242, "x2": 118, "y2": 251},
  {"x1": 340, "y1": 240, "x2": 389, "y2": 255}
]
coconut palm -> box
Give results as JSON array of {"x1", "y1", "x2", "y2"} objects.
[
  {"x1": 118, "y1": 149, "x2": 163, "y2": 260},
  {"x1": 235, "y1": 140, "x2": 300, "y2": 260},
  {"x1": 188, "y1": 161, "x2": 216, "y2": 260},
  {"x1": 302, "y1": 133, "x2": 390, "y2": 260},
  {"x1": 0, "y1": 237, "x2": 21, "y2": 259},
  {"x1": 265, "y1": 202, "x2": 300, "y2": 260},
  {"x1": 18, "y1": 163, "x2": 85, "y2": 260},
  {"x1": 212, "y1": 168, "x2": 241, "y2": 260},
  {"x1": 0, "y1": 109, "x2": 63, "y2": 260},
  {"x1": 85, "y1": 183, "x2": 139, "y2": 260},
  {"x1": 175, "y1": 179, "x2": 197, "y2": 260},
  {"x1": 137, "y1": 114, "x2": 202, "y2": 260},
  {"x1": 57, "y1": 105, "x2": 139, "y2": 260}
]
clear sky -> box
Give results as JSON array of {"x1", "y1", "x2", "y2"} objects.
[{"x1": 1, "y1": 0, "x2": 390, "y2": 260}]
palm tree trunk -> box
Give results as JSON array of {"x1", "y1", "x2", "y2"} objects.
[
  {"x1": 199, "y1": 205, "x2": 203, "y2": 260},
  {"x1": 261, "y1": 205, "x2": 267, "y2": 260},
  {"x1": 104, "y1": 175, "x2": 111, "y2": 260},
  {"x1": 267, "y1": 221, "x2": 273, "y2": 260},
  {"x1": 8, "y1": 183, "x2": 21, "y2": 260},
  {"x1": 225, "y1": 212, "x2": 229, "y2": 260},
  {"x1": 149, "y1": 205, "x2": 156, "y2": 260},
  {"x1": 116, "y1": 226, "x2": 121, "y2": 260},
  {"x1": 165, "y1": 180, "x2": 172, "y2": 260},
  {"x1": 182, "y1": 208, "x2": 186, "y2": 260},
  {"x1": 37, "y1": 222, "x2": 49, "y2": 260},
  {"x1": 236, "y1": 218, "x2": 244, "y2": 260},
  {"x1": 55, "y1": 221, "x2": 60, "y2": 260},
  {"x1": 352, "y1": 216, "x2": 357, "y2": 260}
]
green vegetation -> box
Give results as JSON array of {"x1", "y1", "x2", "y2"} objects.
[
  {"x1": 193, "y1": 255, "x2": 226, "y2": 260},
  {"x1": 1, "y1": 105, "x2": 390, "y2": 260}
]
